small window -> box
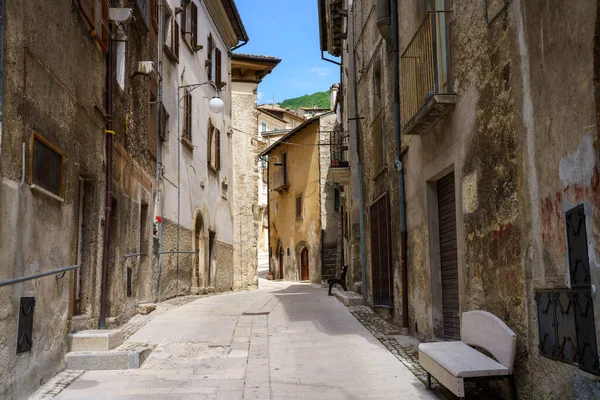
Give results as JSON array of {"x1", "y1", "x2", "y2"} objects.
[
  {"x1": 181, "y1": 0, "x2": 198, "y2": 52},
  {"x1": 78, "y1": 0, "x2": 109, "y2": 53},
  {"x1": 163, "y1": 3, "x2": 179, "y2": 63},
  {"x1": 31, "y1": 134, "x2": 64, "y2": 198},
  {"x1": 372, "y1": 115, "x2": 387, "y2": 172},
  {"x1": 373, "y1": 62, "x2": 382, "y2": 112},
  {"x1": 282, "y1": 153, "x2": 288, "y2": 185},
  {"x1": 296, "y1": 195, "x2": 303, "y2": 219},
  {"x1": 150, "y1": 0, "x2": 159, "y2": 33},
  {"x1": 334, "y1": 188, "x2": 340, "y2": 211},
  {"x1": 147, "y1": 78, "x2": 158, "y2": 157},
  {"x1": 190, "y1": 2, "x2": 198, "y2": 49},
  {"x1": 183, "y1": 90, "x2": 192, "y2": 143},
  {"x1": 261, "y1": 122, "x2": 267, "y2": 133},
  {"x1": 208, "y1": 120, "x2": 221, "y2": 171},
  {"x1": 159, "y1": 104, "x2": 169, "y2": 142}
]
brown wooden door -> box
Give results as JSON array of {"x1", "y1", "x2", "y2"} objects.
[
  {"x1": 300, "y1": 248, "x2": 309, "y2": 281},
  {"x1": 278, "y1": 249, "x2": 284, "y2": 280},
  {"x1": 437, "y1": 171, "x2": 460, "y2": 339},
  {"x1": 370, "y1": 192, "x2": 393, "y2": 307}
]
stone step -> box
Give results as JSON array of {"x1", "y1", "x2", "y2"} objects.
[
  {"x1": 68, "y1": 330, "x2": 123, "y2": 352},
  {"x1": 334, "y1": 290, "x2": 363, "y2": 306},
  {"x1": 65, "y1": 346, "x2": 152, "y2": 371}
]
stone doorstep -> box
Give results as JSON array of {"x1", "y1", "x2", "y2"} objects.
[
  {"x1": 68, "y1": 329, "x2": 124, "y2": 351},
  {"x1": 65, "y1": 346, "x2": 153, "y2": 371},
  {"x1": 334, "y1": 290, "x2": 363, "y2": 306}
]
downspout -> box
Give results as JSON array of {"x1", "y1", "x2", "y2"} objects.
[
  {"x1": 350, "y1": 2, "x2": 368, "y2": 303},
  {"x1": 99, "y1": 5, "x2": 114, "y2": 329},
  {"x1": 391, "y1": 0, "x2": 409, "y2": 334}
]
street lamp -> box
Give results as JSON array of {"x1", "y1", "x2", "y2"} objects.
[{"x1": 157, "y1": 81, "x2": 224, "y2": 302}]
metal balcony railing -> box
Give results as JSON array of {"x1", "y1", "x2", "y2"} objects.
[
  {"x1": 331, "y1": 132, "x2": 349, "y2": 168},
  {"x1": 401, "y1": 11, "x2": 456, "y2": 135}
]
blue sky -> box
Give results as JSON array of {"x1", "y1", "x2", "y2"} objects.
[{"x1": 234, "y1": 0, "x2": 340, "y2": 104}]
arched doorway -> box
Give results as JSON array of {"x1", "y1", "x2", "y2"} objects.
[
  {"x1": 193, "y1": 214, "x2": 205, "y2": 289},
  {"x1": 300, "y1": 247, "x2": 309, "y2": 281},
  {"x1": 276, "y1": 241, "x2": 284, "y2": 280}
]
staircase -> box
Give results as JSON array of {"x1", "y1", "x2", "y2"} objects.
[
  {"x1": 65, "y1": 330, "x2": 152, "y2": 371},
  {"x1": 321, "y1": 248, "x2": 337, "y2": 282}
]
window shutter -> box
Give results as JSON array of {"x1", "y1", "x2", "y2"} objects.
[
  {"x1": 191, "y1": 2, "x2": 198, "y2": 49},
  {"x1": 181, "y1": 1, "x2": 187, "y2": 38},
  {"x1": 207, "y1": 35, "x2": 214, "y2": 80},
  {"x1": 207, "y1": 122, "x2": 213, "y2": 166},
  {"x1": 183, "y1": 91, "x2": 192, "y2": 142},
  {"x1": 216, "y1": 129, "x2": 221, "y2": 171},
  {"x1": 215, "y1": 48, "x2": 222, "y2": 87},
  {"x1": 78, "y1": 0, "x2": 95, "y2": 28},
  {"x1": 136, "y1": 0, "x2": 151, "y2": 30},
  {"x1": 151, "y1": 0, "x2": 158, "y2": 32},
  {"x1": 173, "y1": 19, "x2": 180, "y2": 61}
]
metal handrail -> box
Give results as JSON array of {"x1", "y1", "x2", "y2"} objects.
[{"x1": 0, "y1": 265, "x2": 79, "y2": 288}]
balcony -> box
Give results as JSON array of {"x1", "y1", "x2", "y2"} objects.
[
  {"x1": 272, "y1": 168, "x2": 289, "y2": 192},
  {"x1": 401, "y1": 11, "x2": 456, "y2": 135},
  {"x1": 330, "y1": 131, "x2": 350, "y2": 185}
]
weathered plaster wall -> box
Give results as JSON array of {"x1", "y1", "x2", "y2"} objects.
[
  {"x1": 0, "y1": 1, "x2": 106, "y2": 398},
  {"x1": 268, "y1": 121, "x2": 322, "y2": 283},
  {"x1": 231, "y1": 84, "x2": 261, "y2": 290}
]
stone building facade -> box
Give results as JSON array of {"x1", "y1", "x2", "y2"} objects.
[
  {"x1": 231, "y1": 53, "x2": 281, "y2": 289},
  {"x1": 321, "y1": 0, "x2": 600, "y2": 397},
  {"x1": 0, "y1": 0, "x2": 248, "y2": 398}
]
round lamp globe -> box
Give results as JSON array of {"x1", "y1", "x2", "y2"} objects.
[{"x1": 209, "y1": 96, "x2": 225, "y2": 114}]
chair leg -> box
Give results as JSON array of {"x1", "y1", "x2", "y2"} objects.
[
  {"x1": 508, "y1": 375, "x2": 517, "y2": 400},
  {"x1": 427, "y1": 372, "x2": 431, "y2": 389}
]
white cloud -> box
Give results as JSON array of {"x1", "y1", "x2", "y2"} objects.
[
  {"x1": 310, "y1": 67, "x2": 331, "y2": 77},
  {"x1": 257, "y1": 91, "x2": 263, "y2": 102}
]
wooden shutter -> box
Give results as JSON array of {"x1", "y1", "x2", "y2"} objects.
[
  {"x1": 215, "y1": 48, "x2": 222, "y2": 87},
  {"x1": 78, "y1": 0, "x2": 95, "y2": 28},
  {"x1": 173, "y1": 19, "x2": 180, "y2": 61},
  {"x1": 151, "y1": 0, "x2": 158, "y2": 33},
  {"x1": 370, "y1": 192, "x2": 393, "y2": 307},
  {"x1": 207, "y1": 121, "x2": 213, "y2": 166},
  {"x1": 437, "y1": 171, "x2": 459, "y2": 339},
  {"x1": 191, "y1": 2, "x2": 198, "y2": 49},
  {"x1": 215, "y1": 129, "x2": 221, "y2": 170},
  {"x1": 183, "y1": 91, "x2": 192, "y2": 142},
  {"x1": 207, "y1": 35, "x2": 214, "y2": 80}
]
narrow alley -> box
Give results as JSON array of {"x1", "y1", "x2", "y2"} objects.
[{"x1": 49, "y1": 278, "x2": 435, "y2": 400}]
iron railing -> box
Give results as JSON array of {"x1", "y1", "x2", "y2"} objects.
[
  {"x1": 331, "y1": 131, "x2": 349, "y2": 168},
  {"x1": 0, "y1": 265, "x2": 79, "y2": 288},
  {"x1": 400, "y1": 11, "x2": 453, "y2": 128}
]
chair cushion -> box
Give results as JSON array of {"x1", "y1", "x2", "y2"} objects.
[{"x1": 418, "y1": 341, "x2": 509, "y2": 378}]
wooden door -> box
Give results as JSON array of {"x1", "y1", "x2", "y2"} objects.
[
  {"x1": 300, "y1": 248, "x2": 309, "y2": 281},
  {"x1": 437, "y1": 171, "x2": 460, "y2": 339},
  {"x1": 278, "y1": 249, "x2": 284, "y2": 280},
  {"x1": 370, "y1": 192, "x2": 393, "y2": 307}
]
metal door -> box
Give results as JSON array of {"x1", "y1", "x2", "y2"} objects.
[
  {"x1": 370, "y1": 192, "x2": 393, "y2": 307},
  {"x1": 437, "y1": 171, "x2": 459, "y2": 339}
]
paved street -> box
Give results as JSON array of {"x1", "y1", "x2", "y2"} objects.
[{"x1": 54, "y1": 279, "x2": 437, "y2": 400}]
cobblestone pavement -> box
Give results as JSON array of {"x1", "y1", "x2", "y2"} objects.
[
  {"x1": 349, "y1": 306, "x2": 506, "y2": 400},
  {"x1": 42, "y1": 280, "x2": 439, "y2": 400}
]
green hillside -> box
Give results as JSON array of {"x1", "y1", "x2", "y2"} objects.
[{"x1": 278, "y1": 91, "x2": 330, "y2": 110}]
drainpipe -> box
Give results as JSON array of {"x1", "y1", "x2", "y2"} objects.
[
  {"x1": 99, "y1": 7, "x2": 114, "y2": 330},
  {"x1": 350, "y1": 3, "x2": 368, "y2": 304},
  {"x1": 391, "y1": 0, "x2": 409, "y2": 334}
]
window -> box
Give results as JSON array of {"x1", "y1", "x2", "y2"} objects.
[
  {"x1": 150, "y1": 0, "x2": 158, "y2": 33},
  {"x1": 215, "y1": 48, "x2": 222, "y2": 88},
  {"x1": 208, "y1": 120, "x2": 221, "y2": 171},
  {"x1": 296, "y1": 194, "x2": 303, "y2": 219},
  {"x1": 136, "y1": 0, "x2": 151, "y2": 30},
  {"x1": 77, "y1": 0, "x2": 109, "y2": 53},
  {"x1": 159, "y1": 104, "x2": 169, "y2": 142},
  {"x1": 207, "y1": 34, "x2": 214, "y2": 80},
  {"x1": 163, "y1": 3, "x2": 179, "y2": 63},
  {"x1": 181, "y1": 0, "x2": 198, "y2": 52},
  {"x1": 334, "y1": 188, "x2": 340, "y2": 211},
  {"x1": 261, "y1": 122, "x2": 267, "y2": 133},
  {"x1": 183, "y1": 90, "x2": 192, "y2": 143},
  {"x1": 30, "y1": 134, "x2": 64, "y2": 198},
  {"x1": 372, "y1": 115, "x2": 387, "y2": 172},
  {"x1": 373, "y1": 62, "x2": 382, "y2": 112}
]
